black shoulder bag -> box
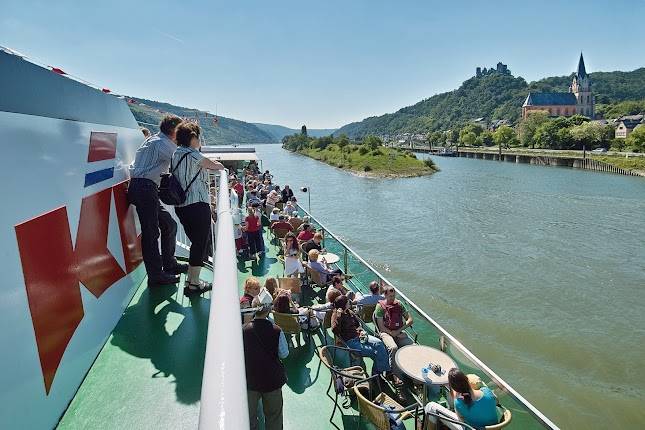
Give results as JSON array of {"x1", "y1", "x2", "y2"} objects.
[{"x1": 159, "y1": 152, "x2": 202, "y2": 205}]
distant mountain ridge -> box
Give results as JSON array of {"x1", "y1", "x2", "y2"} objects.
[
  {"x1": 335, "y1": 67, "x2": 645, "y2": 137},
  {"x1": 253, "y1": 123, "x2": 337, "y2": 140},
  {"x1": 128, "y1": 97, "x2": 274, "y2": 145}
]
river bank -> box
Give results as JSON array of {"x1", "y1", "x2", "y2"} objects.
[{"x1": 409, "y1": 145, "x2": 645, "y2": 176}]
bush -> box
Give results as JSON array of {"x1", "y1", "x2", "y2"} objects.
[
  {"x1": 358, "y1": 146, "x2": 369, "y2": 155},
  {"x1": 371, "y1": 149, "x2": 384, "y2": 156},
  {"x1": 423, "y1": 158, "x2": 436, "y2": 168},
  {"x1": 363, "y1": 165, "x2": 372, "y2": 172}
]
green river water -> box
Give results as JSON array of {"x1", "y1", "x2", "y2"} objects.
[{"x1": 255, "y1": 144, "x2": 645, "y2": 429}]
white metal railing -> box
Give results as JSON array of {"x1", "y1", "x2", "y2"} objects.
[
  {"x1": 198, "y1": 170, "x2": 249, "y2": 429},
  {"x1": 296, "y1": 205, "x2": 560, "y2": 430}
]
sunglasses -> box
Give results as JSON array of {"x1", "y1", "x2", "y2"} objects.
[{"x1": 385, "y1": 288, "x2": 395, "y2": 293}]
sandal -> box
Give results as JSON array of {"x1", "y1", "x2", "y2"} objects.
[{"x1": 183, "y1": 280, "x2": 213, "y2": 296}]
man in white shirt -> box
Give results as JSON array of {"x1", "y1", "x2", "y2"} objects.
[{"x1": 128, "y1": 116, "x2": 187, "y2": 286}]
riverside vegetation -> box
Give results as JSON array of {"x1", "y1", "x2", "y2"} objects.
[{"x1": 282, "y1": 132, "x2": 437, "y2": 177}]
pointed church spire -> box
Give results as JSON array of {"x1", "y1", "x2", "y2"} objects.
[{"x1": 577, "y1": 52, "x2": 587, "y2": 79}]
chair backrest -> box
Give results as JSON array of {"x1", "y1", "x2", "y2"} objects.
[
  {"x1": 322, "y1": 309, "x2": 333, "y2": 330},
  {"x1": 273, "y1": 227, "x2": 291, "y2": 239},
  {"x1": 358, "y1": 304, "x2": 377, "y2": 323},
  {"x1": 272, "y1": 312, "x2": 301, "y2": 335},
  {"x1": 308, "y1": 267, "x2": 326, "y2": 286},
  {"x1": 289, "y1": 217, "x2": 303, "y2": 230},
  {"x1": 318, "y1": 345, "x2": 334, "y2": 370},
  {"x1": 353, "y1": 384, "x2": 390, "y2": 430},
  {"x1": 278, "y1": 277, "x2": 301, "y2": 294},
  {"x1": 485, "y1": 408, "x2": 512, "y2": 430}
]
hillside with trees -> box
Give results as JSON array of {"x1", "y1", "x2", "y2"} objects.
[
  {"x1": 128, "y1": 97, "x2": 274, "y2": 145},
  {"x1": 335, "y1": 68, "x2": 645, "y2": 138}
]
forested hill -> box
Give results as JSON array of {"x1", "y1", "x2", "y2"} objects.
[
  {"x1": 253, "y1": 123, "x2": 337, "y2": 140},
  {"x1": 335, "y1": 68, "x2": 645, "y2": 137},
  {"x1": 128, "y1": 97, "x2": 274, "y2": 145}
]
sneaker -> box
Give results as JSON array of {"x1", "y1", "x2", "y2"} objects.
[{"x1": 166, "y1": 263, "x2": 189, "y2": 275}]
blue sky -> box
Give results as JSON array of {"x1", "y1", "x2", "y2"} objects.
[{"x1": 2, "y1": 0, "x2": 644, "y2": 128}]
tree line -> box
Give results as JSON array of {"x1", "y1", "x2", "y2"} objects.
[{"x1": 426, "y1": 113, "x2": 644, "y2": 152}]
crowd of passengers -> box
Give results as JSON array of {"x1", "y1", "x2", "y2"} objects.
[
  {"x1": 129, "y1": 118, "x2": 502, "y2": 430},
  {"x1": 236, "y1": 162, "x2": 501, "y2": 430}
]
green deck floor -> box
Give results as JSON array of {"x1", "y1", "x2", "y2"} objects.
[{"x1": 57, "y1": 229, "x2": 416, "y2": 430}]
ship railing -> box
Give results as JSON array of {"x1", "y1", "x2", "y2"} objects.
[
  {"x1": 296, "y1": 204, "x2": 560, "y2": 430},
  {"x1": 196, "y1": 169, "x2": 249, "y2": 429}
]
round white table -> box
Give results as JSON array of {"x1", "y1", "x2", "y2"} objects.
[
  {"x1": 395, "y1": 344, "x2": 457, "y2": 386},
  {"x1": 319, "y1": 251, "x2": 340, "y2": 265}
]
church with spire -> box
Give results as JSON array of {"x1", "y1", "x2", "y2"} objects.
[{"x1": 522, "y1": 53, "x2": 594, "y2": 119}]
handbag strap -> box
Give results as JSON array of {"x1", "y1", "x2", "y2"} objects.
[
  {"x1": 172, "y1": 151, "x2": 203, "y2": 194},
  {"x1": 183, "y1": 166, "x2": 203, "y2": 193},
  {"x1": 170, "y1": 152, "x2": 190, "y2": 173}
]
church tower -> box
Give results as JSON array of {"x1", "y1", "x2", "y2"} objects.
[{"x1": 570, "y1": 53, "x2": 594, "y2": 117}]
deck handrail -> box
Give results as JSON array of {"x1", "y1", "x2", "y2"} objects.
[
  {"x1": 296, "y1": 205, "x2": 560, "y2": 430},
  {"x1": 198, "y1": 170, "x2": 249, "y2": 429}
]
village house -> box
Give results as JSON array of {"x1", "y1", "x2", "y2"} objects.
[{"x1": 614, "y1": 114, "x2": 644, "y2": 138}]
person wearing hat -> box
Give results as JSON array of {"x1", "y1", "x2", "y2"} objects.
[
  {"x1": 284, "y1": 200, "x2": 296, "y2": 216},
  {"x1": 265, "y1": 188, "x2": 281, "y2": 212},
  {"x1": 243, "y1": 297, "x2": 288, "y2": 430}
]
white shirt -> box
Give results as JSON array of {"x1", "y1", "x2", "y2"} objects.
[{"x1": 171, "y1": 146, "x2": 210, "y2": 207}]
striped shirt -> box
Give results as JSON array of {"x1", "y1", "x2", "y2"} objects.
[
  {"x1": 129, "y1": 132, "x2": 176, "y2": 185},
  {"x1": 171, "y1": 146, "x2": 210, "y2": 207}
]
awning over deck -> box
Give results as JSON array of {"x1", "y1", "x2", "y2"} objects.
[{"x1": 201, "y1": 146, "x2": 258, "y2": 161}]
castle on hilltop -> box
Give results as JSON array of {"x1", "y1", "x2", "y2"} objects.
[
  {"x1": 475, "y1": 62, "x2": 510, "y2": 77},
  {"x1": 522, "y1": 53, "x2": 594, "y2": 119}
]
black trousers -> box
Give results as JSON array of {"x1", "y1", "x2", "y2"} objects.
[
  {"x1": 175, "y1": 202, "x2": 212, "y2": 267},
  {"x1": 128, "y1": 178, "x2": 177, "y2": 277}
]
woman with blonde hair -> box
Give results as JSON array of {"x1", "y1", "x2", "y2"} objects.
[{"x1": 240, "y1": 277, "x2": 261, "y2": 324}]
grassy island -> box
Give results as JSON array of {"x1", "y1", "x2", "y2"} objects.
[{"x1": 282, "y1": 133, "x2": 437, "y2": 178}]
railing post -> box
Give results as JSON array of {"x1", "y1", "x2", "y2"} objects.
[{"x1": 343, "y1": 248, "x2": 348, "y2": 274}]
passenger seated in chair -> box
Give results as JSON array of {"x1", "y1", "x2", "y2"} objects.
[
  {"x1": 271, "y1": 215, "x2": 293, "y2": 233},
  {"x1": 296, "y1": 223, "x2": 314, "y2": 241},
  {"x1": 284, "y1": 200, "x2": 296, "y2": 216},
  {"x1": 331, "y1": 295, "x2": 390, "y2": 374},
  {"x1": 307, "y1": 249, "x2": 343, "y2": 283},
  {"x1": 425, "y1": 368, "x2": 499, "y2": 430},
  {"x1": 311, "y1": 288, "x2": 343, "y2": 320},
  {"x1": 269, "y1": 207, "x2": 280, "y2": 223},
  {"x1": 326, "y1": 275, "x2": 355, "y2": 303},
  {"x1": 354, "y1": 281, "x2": 386, "y2": 306},
  {"x1": 266, "y1": 189, "x2": 281, "y2": 211},
  {"x1": 273, "y1": 291, "x2": 320, "y2": 329},
  {"x1": 375, "y1": 286, "x2": 414, "y2": 367},
  {"x1": 240, "y1": 277, "x2": 262, "y2": 324},
  {"x1": 301, "y1": 232, "x2": 324, "y2": 260},
  {"x1": 247, "y1": 190, "x2": 262, "y2": 207},
  {"x1": 281, "y1": 184, "x2": 294, "y2": 203},
  {"x1": 263, "y1": 277, "x2": 280, "y2": 298}
]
